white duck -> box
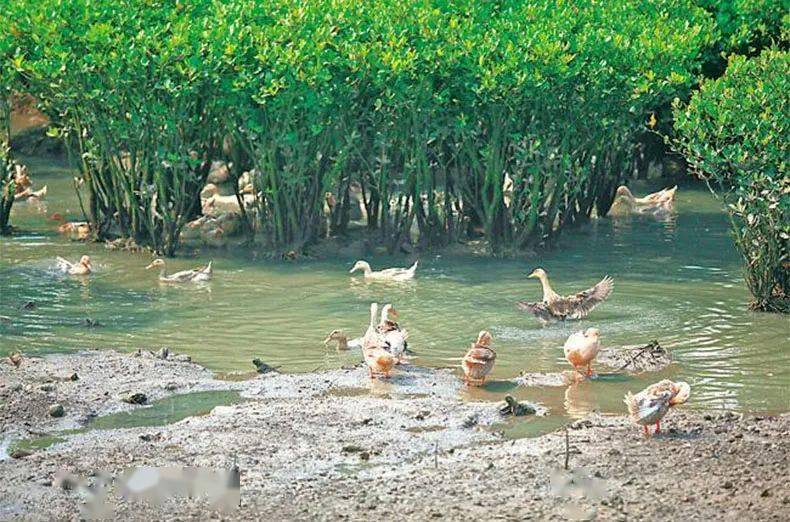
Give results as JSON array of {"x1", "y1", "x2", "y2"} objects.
[
  {"x1": 624, "y1": 379, "x2": 690, "y2": 436},
  {"x1": 563, "y1": 328, "x2": 601, "y2": 377},
  {"x1": 361, "y1": 303, "x2": 396, "y2": 378},
  {"x1": 349, "y1": 260, "x2": 418, "y2": 282},
  {"x1": 56, "y1": 255, "x2": 92, "y2": 276},
  {"x1": 145, "y1": 258, "x2": 213, "y2": 283},
  {"x1": 377, "y1": 304, "x2": 409, "y2": 362}
]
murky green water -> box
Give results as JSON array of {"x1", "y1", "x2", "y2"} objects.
[{"x1": 2, "y1": 157, "x2": 788, "y2": 431}]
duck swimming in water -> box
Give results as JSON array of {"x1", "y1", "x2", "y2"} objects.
[
  {"x1": 349, "y1": 260, "x2": 418, "y2": 282},
  {"x1": 612, "y1": 185, "x2": 677, "y2": 216},
  {"x1": 517, "y1": 268, "x2": 613, "y2": 323},
  {"x1": 145, "y1": 258, "x2": 212, "y2": 283},
  {"x1": 56, "y1": 255, "x2": 92, "y2": 276}
]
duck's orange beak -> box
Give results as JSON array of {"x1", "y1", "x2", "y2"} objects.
[
  {"x1": 145, "y1": 262, "x2": 156, "y2": 270},
  {"x1": 527, "y1": 270, "x2": 538, "y2": 278}
]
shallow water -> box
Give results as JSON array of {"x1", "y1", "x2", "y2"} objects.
[
  {"x1": 3, "y1": 390, "x2": 242, "y2": 457},
  {"x1": 2, "y1": 157, "x2": 788, "y2": 434}
]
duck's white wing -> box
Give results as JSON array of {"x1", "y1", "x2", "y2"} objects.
[{"x1": 56, "y1": 257, "x2": 73, "y2": 272}]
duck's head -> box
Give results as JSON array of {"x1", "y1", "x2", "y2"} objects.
[
  {"x1": 200, "y1": 183, "x2": 220, "y2": 199},
  {"x1": 476, "y1": 330, "x2": 493, "y2": 347},
  {"x1": 349, "y1": 260, "x2": 370, "y2": 274},
  {"x1": 381, "y1": 304, "x2": 399, "y2": 321},
  {"x1": 324, "y1": 192, "x2": 336, "y2": 207},
  {"x1": 323, "y1": 329, "x2": 346, "y2": 345},
  {"x1": 79, "y1": 255, "x2": 92, "y2": 269},
  {"x1": 615, "y1": 186, "x2": 634, "y2": 200},
  {"x1": 145, "y1": 258, "x2": 166, "y2": 270},
  {"x1": 584, "y1": 327, "x2": 601, "y2": 339},
  {"x1": 527, "y1": 268, "x2": 547, "y2": 280}
]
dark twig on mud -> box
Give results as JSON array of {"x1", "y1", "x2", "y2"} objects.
[
  {"x1": 434, "y1": 442, "x2": 439, "y2": 469},
  {"x1": 618, "y1": 340, "x2": 665, "y2": 371},
  {"x1": 564, "y1": 428, "x2": 570, "y2": 470}
]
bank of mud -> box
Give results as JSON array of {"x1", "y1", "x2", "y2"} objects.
[{"x1": 1, "y1": 350, "x2": 787, "y2": 520}]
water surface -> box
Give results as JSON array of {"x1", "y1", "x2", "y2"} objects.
[{"x1": 2, "y1": 157, "x2": 788, "y2": 432}]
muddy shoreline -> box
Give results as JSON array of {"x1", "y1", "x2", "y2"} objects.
[{"x1": 1, "y1": 350, "x2": 788, "y2": 520}]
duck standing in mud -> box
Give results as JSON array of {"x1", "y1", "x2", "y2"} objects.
[
  {"x1": 361, "y1": 303, "x2": 396, "y2": 379},
  {"x1": 624, "y1": 379, "x2": 690, "y2": 436},
  {"x1": 461, "y1": 331, "x2": 496, "y2": 386},
  {"x1": 377, "y1": 304, "x2": 409, "y2": 363},
  {"x1": 517, "y1": 268, "x2": 613, "y2": 323}
]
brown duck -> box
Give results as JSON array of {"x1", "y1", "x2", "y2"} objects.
[
  {"x1": 517, "y1": 268, "x2": 613, "y2": 323},
  {"x1": 461, "y1": 331, "x2": 496, "y2": 386}
]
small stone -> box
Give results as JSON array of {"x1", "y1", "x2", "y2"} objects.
[
  {"x1": 155, "y1": 347, "x2": 170, "y2": 360},
  {"x1": 760, "y1": 489, "x2": 770, "y2": 498},
  {"x1": 123, "y1": 393, "x2": 147, "y2": 405},
  {"x1": 164, "y1": 382, "x2": 179, "y2": 391},
  {"x1": 40, "y1": 384, "x2": 55, "y2": 392},
  {"x1": 69, "y1": 373, "x2": 79, "y2": 381},
  {"x1": 10, "y1": 448, "x2": 33, "y2": 459},
  {"x1": 172, "y1": 354, "x2": 191, "y2": 363},
  {"x1": 722, "y1": 481, "x2": 733, "y2": 489},
  {"x1": 48, "y1": 404, "x2": 65, "y2": 417}
]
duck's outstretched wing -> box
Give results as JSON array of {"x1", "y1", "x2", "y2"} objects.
[
  {"x1": 56, "y1": 257, "x2": 73, "y2": 272},
  {"x1": 516, "y1": 301, "x2": 557, "y2": 323},
  {"x1": 564, "y1": 276, "x2": 614, "y2": 319}
]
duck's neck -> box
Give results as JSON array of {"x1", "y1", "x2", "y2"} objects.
[
  {"x1": 538, "y1": 275, "x2": 559, "y2": 302},
  {"x1": 158, "y1": 266, "x2": 168, "y2": 279}
]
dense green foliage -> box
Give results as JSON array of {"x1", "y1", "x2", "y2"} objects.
[
  {"x1": 0, "y1": 25, "x2": 17, "y2": 234},
  {"x1": 673, "y1": 50, "x2": 789, "y2": 312},
  {"x1": 4, "y1": 0, "x2": 716, "y2": 253},
  {"x1": 696, "y1": 0, "x2": 789, "y2": 56}
]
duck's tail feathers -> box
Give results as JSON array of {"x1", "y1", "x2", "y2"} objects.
[
  {"x1": 623, "y1": 392, "x2": 639, "y2": 419},
  {"x1": 408, "y1": 260, "x2": 419, "y2": 273},
  {"x1": 205, "y1": 260, "x2": 213, "y2": 274}
]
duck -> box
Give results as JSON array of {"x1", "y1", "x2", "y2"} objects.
[
  {"x1": 8, "y1": 351, "x2": 23, "y2": 368},
  {"x1": 323, "y1": 329, "x2": 363, "y2": 351},
  {"x1": 613, "y1": 185, "x2": 677, "y2": 215},
  {"x1": 377, "y1": 304, "x2": 409, "y2": 362},
  {"x1": 461, "y1": 330, "x2": 496, "y2": 386},
  {"x1": 56, "y1": 255, "x2": 92, "y2": 276},
  {"x1": 14, "y1": 185, "x2": 48, "y2": 201},
  {"x1": 349, "y1": 260, "x2": 418, "y2": 282},
  {"x1": 145, "y1": 258, "x2": 212, "y2": 283},
  {"x1": 50, "y1": 213, "x2": 90, "y2": 240},
  {"x1": 563, "y1": 328, "x2": 602, "y2": 377},
  {"x1": 624, "y1": 379, "x2": 690, "y2": 436},
  {"x1": 360, "y1": 303, "x2": 396, "y2": 378},
  {"x1": 517, "y1": 268, "x2": 613, "y2": 323}
]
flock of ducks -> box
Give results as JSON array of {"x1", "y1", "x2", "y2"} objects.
[
  {"x1": 50, "y1": 184, "x2": 684, "y2": 436},
  {"x1": 330, "y1": 257, "x2": 687, "y2": 436}
]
